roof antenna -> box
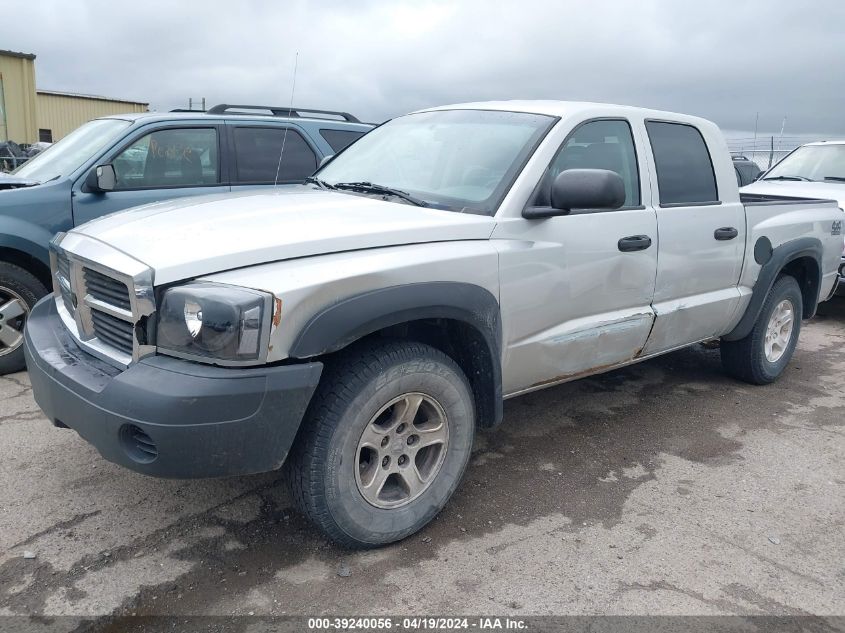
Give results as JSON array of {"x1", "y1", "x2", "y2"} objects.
[{"x1": 274, "y1": 51, "x2": 299, "y2": 188}]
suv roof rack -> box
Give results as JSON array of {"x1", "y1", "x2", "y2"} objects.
[{"x1": 206, "y1": 104, "x2": 360, "y2": 123}]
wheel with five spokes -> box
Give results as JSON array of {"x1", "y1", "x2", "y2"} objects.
[
  {"x1": 721, "y1": 274, "x2": 803, "y2": 385},
  {"x1": 0, "y1": 263, "x2": 47, "y2": 375},
  {"x1": 287, "y1": 340, "x2": 475, "y2": 548}
]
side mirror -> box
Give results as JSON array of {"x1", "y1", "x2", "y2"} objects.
[
  {"x1": 318, "y1": 154, "x2": 334, "y2": 168},
  {"x1": 85, "y1": 164, "x2": 116, "y2": 193},
  {"x1": 524, "y1": 169, "x2": 626, "y2": 219}
]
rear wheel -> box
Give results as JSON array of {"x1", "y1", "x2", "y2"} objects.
[
  {"x1": 0, "y1": 263, "x2": 48, "y2": 374},
  {"x1": 287, "y1": 340, "x2": 475, "y2": 548},
  {"x1": 721, "y1": 275, "x2": 803, "y2": 385}
]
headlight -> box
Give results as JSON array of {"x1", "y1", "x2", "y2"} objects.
[{"x1": 157, "y1": 283, "x2": 271, "y2": 363}]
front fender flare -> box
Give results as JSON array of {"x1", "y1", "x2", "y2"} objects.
[{"x1": 289, "y1": 281, "x2": 503, "y2": 426}]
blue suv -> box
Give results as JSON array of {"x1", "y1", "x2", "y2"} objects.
[{"x1": 0, "y1": 104, "x2": 372, "y2": 372}]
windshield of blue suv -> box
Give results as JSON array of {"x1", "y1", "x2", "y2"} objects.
[
  {"x1": 764, "y1": 144, "x2": 845, "y2": 183},
  {"x1": 315, "y1": 109, "x2": 556, "y2": 214},
  {"x1": 13, "y1": 118, "x2": 131, "y2": 183}
]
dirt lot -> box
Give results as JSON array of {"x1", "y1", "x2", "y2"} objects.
[{"x1": 1, "y1": 299, "x2": 844, "y2": 628}]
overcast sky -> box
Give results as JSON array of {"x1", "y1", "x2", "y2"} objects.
[{"x1": 2, "y1": 0, "x2": 844, "y2": 140}]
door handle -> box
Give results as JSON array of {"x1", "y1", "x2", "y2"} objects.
[
  {"x1": 714, "y1": 227, "x2": 739, "y2": 240},
  {"x1": 617, "y1": 235, "x2": 652, "y2": 252}
]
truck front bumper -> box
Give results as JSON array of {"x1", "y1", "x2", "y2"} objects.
[{"x1": 24, "y1": 297, "x2": 322, "y2": 479}]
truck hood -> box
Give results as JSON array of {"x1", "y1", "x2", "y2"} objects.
[
  {"x1": 73, "y1": 188, "x2": 497, "y2": 284},
  {"x1": 741, "y1": 180, "x2": 845, "y2": 209}
]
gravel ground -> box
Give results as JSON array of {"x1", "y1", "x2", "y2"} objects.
[{"x1": 1, "y1": 299, "x2": 844, "y2": 630}]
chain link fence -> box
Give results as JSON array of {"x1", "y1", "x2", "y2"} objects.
[{"x1": 726, "y1": 136, "x2": 821, "y2": 171}]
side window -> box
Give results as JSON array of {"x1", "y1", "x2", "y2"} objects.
[
  {"x1": 646, "y1": 121, "x2": 718, "y2": 205},
  {"x1": 112, "y1": 128, "x2": 218, "y2": 189},
  {"x1": 543, "y1": 119, "x2": 640, "y2": 208},
  {"x1": 320, "y1": 128, "x2": 366, "y2": 153},
  {"x1": 232, "y1": 127, "x2": 317, "y2": 184}
]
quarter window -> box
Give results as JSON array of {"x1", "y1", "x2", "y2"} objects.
[
  {"x1": 112, "y1": 127, "x2": 219, "y2": 189},
  {"x1": 646, "y1": 121, "x2": 718, "y2": 205},
  {"x1": 541, "y1": 119, "x2": 640, "y2": 208},
  {"x1": 233, "y1": 127, "x2": 317, "y2": 184},
  {"x1": 320, "y1": 128, "x2": 367, "y2": 153}
]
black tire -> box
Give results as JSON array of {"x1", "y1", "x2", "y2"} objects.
[
  {"x1": 721, "y1": 275, "x2": 803, "y2": 385},
  {"x1": 286, "y1": 339, "x2": 475, "y2": 548},
  {"x1": 0, "y1": 262, "x2": 48, "y2": 375}
]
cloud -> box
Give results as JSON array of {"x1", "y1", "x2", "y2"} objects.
[{"x1": 2, "y1": 0, "x2": 844, "y2": 134}]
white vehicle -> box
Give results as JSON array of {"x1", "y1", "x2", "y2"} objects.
[
  {"x1": 743, "y1": 140, "x2": 845, "y2": 294},
  {"x1": 25, "y1": 101, "x2": 845, "y2": 548}
]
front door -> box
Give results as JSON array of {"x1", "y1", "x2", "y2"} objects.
[
  {"x1": 639, "y1": 120, "x2": 745, "y2": 355},
  {"x1": 72, "y1": 125, "x2": 228, "y2": 226},
  {"x1": 495, "y1": 118, "x2": 658, "y2": 396}
]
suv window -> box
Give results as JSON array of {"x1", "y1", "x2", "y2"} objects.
[
  {"x1": 320, "y1": 128, "x2": 366, "y2": 153},
  {"x1": 112, "y1": 128, "x2": 219, "y2": 189},
  {"x1": 646, "y1": 121, "x2": 718, "y2": 205},
  {"x1": 540, "y1": 119, "x2": 640, "y2": 207},
  {"x1": 233, "y1": 127, "x2": 317, "y2": 184}
]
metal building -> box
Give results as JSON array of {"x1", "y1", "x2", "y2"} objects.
[
  {"x1": 35, "y1": 90, "x2": 148, "y2": 142},
  {"x1": 0, "y1": 49, "x2": 148, "y2": 145},
  {"x1": 0, "y1": 49, "x2": 38, "y2": 144}
]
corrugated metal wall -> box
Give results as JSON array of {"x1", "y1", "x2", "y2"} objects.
[
  {"x1": 35, "y1": 92, "x2": 148, "y2": 141},
  {"x1": 0, "y1": 52, "x2": 38, "y2": 144}
]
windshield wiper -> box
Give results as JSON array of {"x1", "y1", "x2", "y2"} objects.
[
  {"x1": 304, "y1": 176, "x2": 336, "y2": 190},
  {"x1": 332, "y1": 181, "x2": 429, "y2": 207},
  {"x1": 823, "y1": 176, "x2": 845, "y2": 182},
  {"x1": 762, "y1": 175, "x2": 814, "y2": 182}
]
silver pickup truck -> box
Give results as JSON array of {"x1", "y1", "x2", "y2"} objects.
[{"x1": 23, "y1": 101, "x2": 844, "y2": 548}]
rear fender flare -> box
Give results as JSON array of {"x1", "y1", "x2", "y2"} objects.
[{"x1": 723, "y1": 237, "x2": 822, "y2": 341}]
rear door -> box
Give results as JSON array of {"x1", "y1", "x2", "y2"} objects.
[
  {"x1": 639, "y1": 120, "x2": 745, "y2": 354},
  {"x1": 72, "y1": 124, "x2": 228, "y2": 226},
  {"x1": 227, "y1": 123, "x2": 320, "y2": 192}
]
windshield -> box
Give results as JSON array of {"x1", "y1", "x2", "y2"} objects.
[
  {"x1": 765, "y1": 144, "x2": 845, "y2": 182},
  {"x1": 316, "y1": 109, "x2": 556, "y2": 214},
  {"x1": 13, "y1": 118, "x2": 131, "y2": 182}
]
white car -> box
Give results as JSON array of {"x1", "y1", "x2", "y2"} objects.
[{"x1": 742, "y1": 140, "x2": 845, "y2": 295}]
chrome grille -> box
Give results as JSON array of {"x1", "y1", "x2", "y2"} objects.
[
  {"x1": 50, "y1": 234, "x2": 156, "y2": 368},
  {"x1": 55, "y1": 252, "x2": 75, "y2": 316},
  {"x1": 90, "y1": 309, "x2": 134, "y2": 355},
  {"x1": 83, "y1": 268, "x2": 132, "y2": 311}
]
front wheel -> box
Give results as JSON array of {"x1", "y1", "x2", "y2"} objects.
[
  {"x1": 0, "y1": 263, "x2": 48, "y2": 374},
  {"x1": 287, "y1": 340, "x2": 475, "y2": 548},
  {"x1": 721, "y1": 275, "x2": 803, "y2": 385}
]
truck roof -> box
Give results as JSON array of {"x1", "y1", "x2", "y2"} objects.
[{"x1": 418, "y1": 99, "x2": 718, "y2": 128}]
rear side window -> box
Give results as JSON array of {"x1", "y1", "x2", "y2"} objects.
[
  {"x1": 320, "y1": 128, "x2": 366, "y2": 153},
  {"x1": 646, "y1": 121, "x2": 718, "y2": 205},
  {"x1": 232, "y1": 127, "x2": 317, "y2": 184}
]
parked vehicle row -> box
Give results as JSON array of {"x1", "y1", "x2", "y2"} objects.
[
  {"x1": 0, "y1": 104, "x2": 373, "y2": 371},
  {"x1": 22, "y1": 100, "x2": 844, "y2": 548}
]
